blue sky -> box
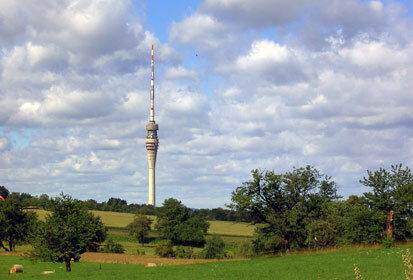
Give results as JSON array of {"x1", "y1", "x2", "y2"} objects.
[
  {"x1": 0, "y1": 0, "x2": 413, "y2": 208},
  {"x1": 144, "y1": 0, "x2": 201, "y2": 43}
]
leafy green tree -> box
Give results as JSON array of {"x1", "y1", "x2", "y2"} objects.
[
  {"x1": 31, "y1": 193, "x2": 107, "y2": 272},
  {"x1": 0, "y1": 198, "x2": 37, "y2": 251},
  {"x1": 230, "y1": 166, "x2": 339, "y2": 253},
  {"x1": 340, "y1": 195, "x2": 384, "y2": 244},
  {"x1": 155, "y1": 198, "x2": 209, "y2": 246},
  {"x1": 127, "y1": 214, "x2": 152, "y2": 247},
  {"x1": 361, "y1": 164, "x2": 413, "y2": 241},
  {"x1": 0, "y1": 186, "x2": 9, "y2": 199},
  {"x1": 202, "y1": 235, "x2": 226, "y2": 259},
  {"x1": 38, "y1": 194, "x2": 50, "y2": 209}
]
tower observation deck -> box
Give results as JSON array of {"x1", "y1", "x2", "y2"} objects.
[{"x1": 146, "y1": 44, "x2": 158, "y2": 206}]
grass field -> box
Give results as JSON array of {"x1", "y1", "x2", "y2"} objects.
[{"x1": 1, "y1": 245, "x2": 412, "y2": 279}]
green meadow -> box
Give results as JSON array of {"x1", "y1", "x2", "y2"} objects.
[{"x1": 1, "y1": 246, "x2": 412, "y2": 279}]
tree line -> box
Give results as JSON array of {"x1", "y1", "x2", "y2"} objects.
[
  {"x1": 0, "y1": 187, "x2": 250, "y2": 222},
  {"x1": 230, "y1": 164, "x2": 412, "y2": 254}
]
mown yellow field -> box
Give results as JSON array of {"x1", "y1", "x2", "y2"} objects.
[
  {"x1": 29, "y1": 209, "x2": 256, "y2": 237},
  {"x1": 208, "y1": 220, "x2": 255, "y2": 236}
]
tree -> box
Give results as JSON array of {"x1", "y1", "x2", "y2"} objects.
[
  {"x1": 0, "y1": 186, "x2": 9, "y2": 199},
  {"x1": 127, "y1": 214, "x2": 152, "y2": 247},
  {"x1": 155, "y1": 198, "x2": 209, "y2": 246},
  {"x1": 340, "y1": 195, "x2": 384, "y2": 244},
  {"x1": 31, "y1": 193, "x2": 107, "y2": 272},
  {"x1": 230, "y1": 166, "x2": 339, "y2": 252},
  {"x1": 38, "y1": 194, "x2": 50, "y2": 209},
  {"x1": 0, "y1": 198, "x2": 36, "y2": 251},
  {"x1": 202, "y1": 235, "x2": 226, "y2": 259},
  {"x1": 361, "y1": 164, "x2": 413, "y2": 241}
]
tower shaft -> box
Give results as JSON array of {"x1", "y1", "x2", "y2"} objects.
[
  {"x1": 150, "y1": 44, "x2": 155, "y2": 122},
  {"x1": 146, "y1": 44, "x2": 159, "y2": 206}
]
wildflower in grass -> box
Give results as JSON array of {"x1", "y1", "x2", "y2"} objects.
[
  {"x1": 354, "y1": 264, "x2": 365, "y2": 280},
  {"x1": 402, "y1": 249, "x2": 413, "y2": 280}
]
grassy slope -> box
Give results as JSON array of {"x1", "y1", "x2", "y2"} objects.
[
  {"x1": 26, "y1": 209, "x2": 254, "y2": 255},
  {"x1": 1, "y1": 246, "x2": 412, "y2": 279}
]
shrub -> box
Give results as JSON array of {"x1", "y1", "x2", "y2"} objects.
[
  {"x1": 236, "y1": 240, "x2": 254, "y2": 258},
  {"x1": 155, "y1": 240, "x2": 175, "y2": 257},
  {"x1": 252, "y1": 228, "x2": 287, "y2": 255},
  {"x1": 102, "y1": 238, "x2": 125, "y2": 254},
  {"x1": 382, "y1": 238, "x2": 395, "y2": 248},
  {"x1": 201, "y1": 235, "x2": 226, "y2": 259},
  {"x1": 175, "y1": 246, "x2": 194, "y2": 259}
]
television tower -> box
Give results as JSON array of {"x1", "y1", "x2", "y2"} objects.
[{"x1": 146, "y1": 44, "x2": 159, "y2": 206}]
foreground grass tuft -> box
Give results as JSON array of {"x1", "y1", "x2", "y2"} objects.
[
  {"x1": 402, "y1": 249, "x2": 413, "y2": 280},
  {"x1": 354, "y1": 264, "x2": 365, "y2": 280}
]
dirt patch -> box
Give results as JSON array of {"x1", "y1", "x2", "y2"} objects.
[
  {"x1": 0, "y1": 251, "x2": 26, "y2": 256},
  {"x1": 1, "y1": 251, "x2": 245, "y2": 265},
  {"x1": 81, "y1": 252, "x2": 244, "y2": 265}
]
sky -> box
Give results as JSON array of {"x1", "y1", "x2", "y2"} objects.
[{"x1": 1, "y1": 0, "x2": 413, "y2": 208}]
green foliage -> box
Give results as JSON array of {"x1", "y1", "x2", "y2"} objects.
[
  {"x1": 408, "y1": 218, "x2": 413, "y2": 236},
  {"x1": 252, "y1": 228, "x2": 287, "y2": 255},
  {"x1": 31, "y1": 193, "x2": 107, "y2": 272},
  {"x1": 175, "y1": 246, "x2": 194, "y2": 259},
  {"x1": 102, "y1": 238, "x2": 125, "y2": 254},
  {"x1": 136, "y1": 205, "x2": 156, "y2": 215},
  {"x1": 361, "y1": 164, "x2": 413, "y2": 241},
  {"x1": 193, "y1": 207, "x2": 252, "y2": 222},
  {"x1": 236, "y1": 240, "x2": 254, "y2": 258},
  {"x1": 305, "y1": 220, "x2": 337, "y2": 248},
  {"x1": 127, "y1": 214, "x2": 152, "y2": 247},
  {"x1": 0, "y1": 186, "x2": 9, "y2": 199},
  {"x1": 382, "y1": 238, "x2": 395, "y2": 248},
  {"x1": 201, "y1": 235, "x2": 226, "y2": 259},
  {"x1": 155, "y1": 198, "x2": 209, "y2": 246},
  {"x1": 155, "y1": 240, "x2": 175, "y2": 257},
  {"x1": 0, "y1": 198, "x2": 37, "y2": 251},
  {"x1": 81, "y1": 198, "x2": 156, "y2": 215},
  {"x1": 340, "y1": 196, "x2": 385, "y2": 244},
  {"x1": 230, "y1": 166, "x2": 339, "y2": 252}
]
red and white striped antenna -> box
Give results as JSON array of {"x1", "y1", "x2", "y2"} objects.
[{"x1": 150, "y1": 44, "x2": 155, "y2": 122}]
